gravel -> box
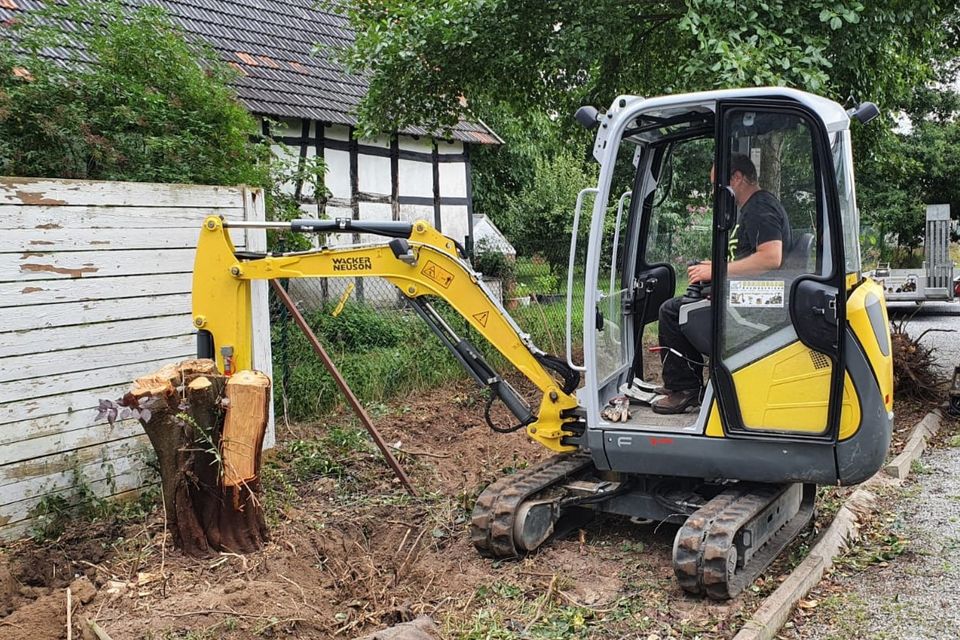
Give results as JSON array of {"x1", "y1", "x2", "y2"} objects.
[
  {"x1": 887, "y1": 301, "x2": 960, "y2": 376},
  {"x1": 791, "y1": 442, "x2": 960, "y2": 640}
]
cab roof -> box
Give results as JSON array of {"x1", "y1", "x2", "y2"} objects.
[{"x1": 610, "y1": 87, "x2": 851, "y2": 133}]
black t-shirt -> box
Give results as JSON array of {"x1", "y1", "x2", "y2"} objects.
[{"x1": 729, "y1": 190, "x2": 792, "y2": 263}]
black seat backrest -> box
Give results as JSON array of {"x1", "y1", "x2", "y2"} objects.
[{"x1": 783, "y1": 232, "x2": 814, "y2": 271}]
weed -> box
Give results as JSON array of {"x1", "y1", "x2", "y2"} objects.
[
  {"x1": 619, "y1": 540, "x2": 646, "y2": 553},
  {"x1": 284, "y1": 439, "x2": 344, "y2": 480},
  {"x1": 910, "y1": 459, "x2": 930, "y2": 475},
  {"x1": 28, "y1": 457, "x2": 159, "y2": 542},
  {"x1": 449, "y1": 608, "x2": 515, "y2": 640},
  {"x1": 260, "y1": 463, "x2": 298, "y2": 526},
  {"x1": 948, "y1": 434, "x2": 960, "y2": 447}
]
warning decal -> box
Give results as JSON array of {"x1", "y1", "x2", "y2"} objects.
[
  {"x1": 421, "y1": 260, "x2": 455, "y2": 288},
  {"x1": 472, "y1": 311, "x2": 489, "y2": 327}
]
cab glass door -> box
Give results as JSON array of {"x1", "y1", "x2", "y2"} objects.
[{"x1": 711, "y1": 105, "x2": 843, "y2": 436}]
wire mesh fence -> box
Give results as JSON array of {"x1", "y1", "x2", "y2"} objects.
[{"x1": 267, "y1": 250, "x2": 587, "y2": 423}]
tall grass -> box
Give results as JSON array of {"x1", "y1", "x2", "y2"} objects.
[{"x1": 273, "y1": 302, "x2": 465, "y2": 422}]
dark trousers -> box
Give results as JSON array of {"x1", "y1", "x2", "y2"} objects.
[{"x1": 658, "y1": 296, "x2": 705, "y2": 392}]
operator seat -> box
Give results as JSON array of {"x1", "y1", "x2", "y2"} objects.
[{"x1": 676, "y1": 232, "x2": 816, "y2": 356}]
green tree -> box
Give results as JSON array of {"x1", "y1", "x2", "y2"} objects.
[
  {"x1": 0, "y1": 1, "x2": 262, "y2": 184},
  {"x1": 504, "y1": 148, "x2": 597, "y2": 274},
  {"x1": 334, "y1": 0, "x2": 960, "y2": 266},
  {"x1": 336, "y1": 1, "x2": 959, "y2": 139}
]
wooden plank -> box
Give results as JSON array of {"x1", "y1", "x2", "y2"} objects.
[
  {"x1": 1, "y1": 446, "x2": 147, "y2": 508},
  {"x1": 0, "y1": 356, "x2": 194, "y2": 404},
  {"x1": 0, "y1": 205, "x2": 245, "y2": 230},
  {"x1": 0, "y1": 314, "x2": 193, "y2": 358},
  {"x1": 0, "y1": 334, "x2": 195, "y2": 382},
  {"x1": 0, "y1": 272, "x2": 193, "y2": 307},
  {"x1": 1, "y1": 405, "x2": 138, "y2": 447},
  {"x1": 0, "y1": 178, "x2": 245, "y2": 208},
  {"x1": 0, "y1": 383, "x2": 130, "y2": 426},
  {"x1": 0, "y1": 226, "x2": 246, "y2": 253},
  {"x1": 0, "y1": 433, "x2": 148, "y2": 487},
  {"x1": 0, "y1": 247, "x2": 198, "y2": 282},
  {"x1": 0, "y1": 466, "x2": 149, "y2": 531},
  {"x1": 0, "y1": 295, "x2": 191, "y2": 335},
  {"x1": 1, "y1": 417, "x2": 143, "y2": 466}
]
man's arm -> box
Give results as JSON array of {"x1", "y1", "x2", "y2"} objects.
[
  {"x1": 687, "y1": 240, "x2": 783, "y2": 283},
  {"x1": 728, "y1": 240, "x2": 782, "y2": 277}
]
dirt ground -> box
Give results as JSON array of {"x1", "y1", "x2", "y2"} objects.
[{"x1": 0, "y1": 378, "x2": 931, "y2": 640}]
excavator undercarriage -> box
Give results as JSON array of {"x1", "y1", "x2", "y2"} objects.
[{"x1": 469, "y1": 454, "x2": 816, "y2": 599}]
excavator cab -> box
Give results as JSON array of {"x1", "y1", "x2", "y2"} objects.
[{"x1": 569, "y1": 89, "x2": 893, "y2": 487}]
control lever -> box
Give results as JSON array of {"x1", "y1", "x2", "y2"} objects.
[{"x1": 684, "y1": 261, "x2": 712, "y2": 300}]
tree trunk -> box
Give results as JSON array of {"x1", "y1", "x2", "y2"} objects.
[{"x1": 130, "y1": 360, "x2": 269, "y2": 556}]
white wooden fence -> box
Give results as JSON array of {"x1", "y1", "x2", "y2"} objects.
[{"x1": 0, "y1": 178, "x2": 273, "y2": 540}]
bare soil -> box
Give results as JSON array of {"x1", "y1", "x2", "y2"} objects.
[{"x1": 0, "y1": 381, "x2": 931, "y2": 640}]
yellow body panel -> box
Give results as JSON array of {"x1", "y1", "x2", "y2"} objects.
[
  {"x1": 846, "y1": 278, "x2": 894, "y2": 419},
  {"x1": 193, "y1": 217, "x2": 578, "y2": 452},
  {"x1": 705, "y1": 401, "x2": 723, "y2": 437},
  {"x1": 730, "y1": 341, "x2": 860, "y2": 437}
]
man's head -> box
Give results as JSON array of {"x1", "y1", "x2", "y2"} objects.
[
  {"x1": 710, "y1": 154, "x2": 760, "y2": 206},
  {"x1": 729, "y1": 154, "x2": 758, "y2": 185}
]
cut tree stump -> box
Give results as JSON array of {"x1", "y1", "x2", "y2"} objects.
[{"x1": 129, "y1": 359, "x2": 269, "y2": 556}]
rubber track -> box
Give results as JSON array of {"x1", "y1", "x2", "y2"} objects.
[
  {"x1": 674, "y1": 484, "x2": 815, "y2": 600},
  {"x1": 470, "y1": 453, "x2": 594, "y2": 558}
]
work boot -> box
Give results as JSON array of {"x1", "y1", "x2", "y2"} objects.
[{"x1": 651, "y1": 389, "x2": 700, "y2": 415}]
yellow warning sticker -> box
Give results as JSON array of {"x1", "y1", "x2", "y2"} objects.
[
  {"x1": 421, "y1": 260, "x2": 455, "y2": 288},
  {"x1": 472, "y1": 311, "x2": 489, "y2": 327}
]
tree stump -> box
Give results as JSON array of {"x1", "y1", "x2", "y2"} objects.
[{"x1": 129, "y1": 359, "x2": 270, "y2": 556}]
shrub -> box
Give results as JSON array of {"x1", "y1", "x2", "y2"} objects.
[
  {"x1": 0, "y1": 1, "x2": 263, "y2": 185},
  {"x1": 472, "y1": 238, "x2": 516, "y2": 285}
]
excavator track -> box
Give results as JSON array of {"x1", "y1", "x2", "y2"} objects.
[
  {"x1": 673, "y1": 483, "x2": 815, "y2": 600},
  {"x1": 470, "y1": 453, "x2": 594, "y2": 558}
]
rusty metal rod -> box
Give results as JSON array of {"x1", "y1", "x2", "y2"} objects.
[{"x1": 270, "y1": 280, "x2": 417, "y2": 496}]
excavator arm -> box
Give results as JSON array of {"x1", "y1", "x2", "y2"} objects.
[{"x1": 192, "y1": 215, "x2": 581, "y2": 452}]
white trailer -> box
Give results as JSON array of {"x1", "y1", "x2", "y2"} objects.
[{"x1": 868, "y1": 204, "x2": 957, "y2": 303}]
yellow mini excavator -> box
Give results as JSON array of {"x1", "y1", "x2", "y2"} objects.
[{"x1": 192, "y1": 88, "x2": 893, "y2": 599}]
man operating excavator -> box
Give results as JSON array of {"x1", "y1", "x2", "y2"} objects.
[{"x1": 652, "y1": 154, "x2": 792, "y2": 415}]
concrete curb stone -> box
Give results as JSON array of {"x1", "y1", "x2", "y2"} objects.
[{"x1": 732, "y1": 410, "x2": 943, "y2": 640}]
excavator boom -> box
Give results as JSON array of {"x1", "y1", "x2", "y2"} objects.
[{"x1": 192, "y1": 215, "x2": 580, "y2": 452}]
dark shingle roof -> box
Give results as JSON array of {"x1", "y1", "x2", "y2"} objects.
[{"x1": 0, "y1": 0, "x2": 501, "y2": 144}]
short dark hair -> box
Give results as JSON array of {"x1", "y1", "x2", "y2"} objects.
[{"x1": 730, "y1": 154, "x2": 758, "y2": 183}]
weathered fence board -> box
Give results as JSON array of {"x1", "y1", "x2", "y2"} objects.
[
  {"x1": 3, "y1": 419, "x2": 143, "y2": 467},
  {"x1": 0, "y1": 433, "x2": 147, "y2": 488},
  {"x1": 0, "y1": 205, "x2": 244, "y2": 229},
  {"x1": 0, "y1": 335, "x2": 196, "y2": 382},
  {"x1": 0, "y1": 295, "x2": 192, "y2": 334},
  {"x1": 0, "y1": 248, "x2": 199, "y2": 282},
  {"x1": 0, "y1": 272, "x2": 195, "y2": 307},
  {"x1": 0, "y1": 357, "x2": 193, "y2": 404},
  {"x1": 0, "y1": 383, "x2": 129, "y2": 426},
  {"x1": 0, "y1": 178, "x2": 272, "y2": 540},
  {"x1": 0, "y1": 178, "x2": 247, "y2": 208},
  {"x1": 0, "y1": 314, "x2": 192, "y2": 359},
  {"x1": 0, "y1": 226, "x2": 246, "y2": 252}
]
